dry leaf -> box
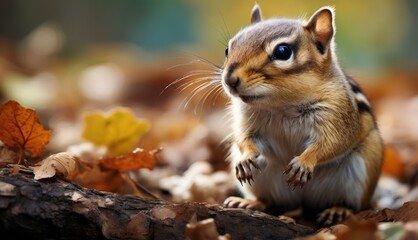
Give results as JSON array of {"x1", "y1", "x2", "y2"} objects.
[
  {"x1": 31, "y1": 152, "x2": 77, "y2": 180},
  {"x1": 82, "y1": 108, "x2": 150, "y2": 155},
  {"x1": 99, "y1": 148, "x2": 160, "y2": 172},
  {"x1": 338, "y1": 218, "x2": 380, "y2": 240},
  {"x1": 73, "y1": 165, "x2": 124, "y2": 192},
  {"x1": 382, "y1": 145, "x2": 405, "y2": 179},
  {"x1": 0, "y1": 100, "x2": 51, "y2": 162}
]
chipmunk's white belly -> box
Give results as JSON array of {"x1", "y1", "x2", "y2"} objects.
[
  {"x1": 240, "y1": 150, "x2": 367, "y2": 212},
  {"x1": 247, "y1": 115, "x2": 312, "y2": 209}
]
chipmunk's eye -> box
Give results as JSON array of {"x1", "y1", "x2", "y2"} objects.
[
  {"x1": 225, "y1": 47, "x2": 229, "y2": 56},
  {"x1": 272, "y1": 44, "x2": 292, "y2": 61}
]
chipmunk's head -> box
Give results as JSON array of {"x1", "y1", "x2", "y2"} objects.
[{"x1": 222, "y1": 4, "x2": 341, "y2": 108}]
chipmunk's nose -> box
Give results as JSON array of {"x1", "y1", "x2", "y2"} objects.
[
  {"x1": 225, "y1": 76, "x2": 241, "y2": 91},
  {"x1": 224, "y1": 62, "x2": 241, "y2": 92}
]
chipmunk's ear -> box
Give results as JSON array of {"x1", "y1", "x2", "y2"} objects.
[
  {"x1": 305, "y1": 7, "x2": 335, "y2": 54},
  {"x1": 251, "y1": 3, "x2": 263, "y2": 24}
]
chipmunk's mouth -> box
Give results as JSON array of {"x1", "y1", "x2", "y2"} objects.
[{"x1": 239, "y1": 94, "x2": 264, "y2": 103}]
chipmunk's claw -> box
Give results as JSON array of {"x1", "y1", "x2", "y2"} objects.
[
  {"x1": 235, "y1": 153, "x2": 261, "y2": 185},
  {"x1": 249, "y1": 158, "x2": 261, "y2": 172},
  {"x1": 283, "y1": 157, "x2": 313, "y2": 189}
]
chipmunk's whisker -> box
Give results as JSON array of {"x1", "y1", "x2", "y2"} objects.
[
  {"x1": 160, "y1": 70, "x2": 221, "y2": 96},
  {"x1": 218, "y1": 8, "x2": 231, "y2": 42},
  {"x1": 177, "y1": 70, "x2": 222, "y2": 80},
  {"x1": 182, "y1": 81, "x2": 219, "y2": 110},
  {"x1": 195, "y1": 83, "x2": 223, "y2": 114},
  {"x1": 165, "y1": 53, "x2": 225, "y2": 114},
  {"x1": 167, "y1": 59, "x2": 222, "y2": 71},
  {"x1": 177, "y1": 76, "x2": 221, "y2": 93},
  {"x1": 186, "y1": 53, "x2": 223, "y2": 70},
  {"x1": 212, "y1": 85, "x2": 226, "y2": 105}
]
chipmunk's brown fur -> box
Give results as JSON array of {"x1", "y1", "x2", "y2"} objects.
[{"x1": 221, "y1": 4, "x2": 383, "y2": 225}]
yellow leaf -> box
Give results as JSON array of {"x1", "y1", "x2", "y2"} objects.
[
  {"x1": 30, "y1": 152, "x2": 77, "y2": 180},
  {"x1": 82, "y1": 108, "x2": 150, "y2": 155}
]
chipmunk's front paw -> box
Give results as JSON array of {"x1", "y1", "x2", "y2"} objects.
[
  {"x1": 283, "y1": 157, "x2": 314, "y2": 189},
  {"x1": 235, "y1": 152, "x2": 261, "y2": 185}
]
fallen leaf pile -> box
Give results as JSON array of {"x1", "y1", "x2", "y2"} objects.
[
  {"x1": 0, "y1": 101, "x2": 161, "y2": 196},
  {"x1": 69, "y1": 108, "x2": 160, "y2": 194}
]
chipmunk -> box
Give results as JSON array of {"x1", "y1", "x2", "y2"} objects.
[{"x1": 220, "y1": 4, "x2": 383, "y2": 225}]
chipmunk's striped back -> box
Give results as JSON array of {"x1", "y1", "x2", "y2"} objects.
[{"x1": 347, "y1": 77, "x2": 373, "y2": 114}]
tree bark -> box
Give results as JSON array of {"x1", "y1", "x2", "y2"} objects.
[{"x1": 0, "y1": 166, "x2": 314, "y2": 240}]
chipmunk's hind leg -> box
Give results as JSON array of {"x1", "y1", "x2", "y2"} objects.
[
  {"x1": 223, "y1": 196, "x2": 267, "y2": 211},
  {"x1": 316, "y1": 207, "x2": 353, "y2": 226}
]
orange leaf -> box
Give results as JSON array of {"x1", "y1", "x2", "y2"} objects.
[
  {"x1": 74, "y1": 165, "x2": 124, "y2": 192},
  {"x1": 0, "y1": 100, "x2": 51, "y2": 161},
  {"x1": 99, "y1": 148, "x2": 161, "y2": 172},
  {"x1": 382, "y1": 145, "x2": 405, "y2": 179}
]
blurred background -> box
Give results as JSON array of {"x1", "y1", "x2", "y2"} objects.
[{"x1": 0, "y1": 0, "x2": 417, "y2": 208}]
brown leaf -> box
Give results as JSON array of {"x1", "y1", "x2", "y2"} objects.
[
  {"x1": 99, "y1": 148, "x2": 161, "y2": 172},
  {"x1": 0, "y1": 100, "x2": 51, "y2": 163},
  {"x1": 382, "y1": 145, "x2": 405, "y2": 179},
  {"x1": 74, "y1": 165, "x2": 124, "y2": 192},
  {"x1": 30, "y1": 152, "x2": 78, "y2": 180},
  {"x1": 338, "y1": 217, "x2": 379, "y2": 240},
  {"x1": 354, "y1": 202, "x2": 418, "y2": 231}
]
